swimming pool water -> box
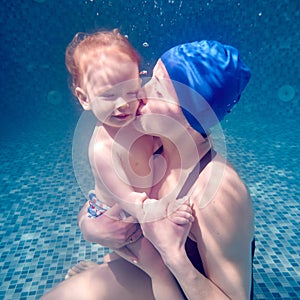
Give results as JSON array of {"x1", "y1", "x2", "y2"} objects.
[{"x1": 0, "y1": 0, "x2": 299, "y2": 299}]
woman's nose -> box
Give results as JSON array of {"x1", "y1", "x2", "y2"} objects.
[
  {"x1": 143, "y1": 77, "x2": 158, "y2": 99},
  {"x1": 137, "y1": 88, "x2": 147, "y2": 104}
]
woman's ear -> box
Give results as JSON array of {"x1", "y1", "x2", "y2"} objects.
[{"x1": 75, "y1": 87, "x2": 90, "y2": 110}]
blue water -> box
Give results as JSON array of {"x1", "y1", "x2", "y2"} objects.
[{"x1": 0, "y1": 1, "x2": 299, "y2": 299}]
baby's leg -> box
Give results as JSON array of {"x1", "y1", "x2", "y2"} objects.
[{"x1": 41, "y1": 258, "x2": 154, "y2": 300}]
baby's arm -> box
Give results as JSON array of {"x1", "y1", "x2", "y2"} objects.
[
  {"x1": 141, "y1": 195, "x2": 192, "y2": 224},
  {"x1": 91, "y1": 129, "x2": 192, "y2": 226},
  {"x1": 91, "y1": 133, "x2": 155, "y2": 220}
]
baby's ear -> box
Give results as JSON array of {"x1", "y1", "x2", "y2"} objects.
[{"x1": 75, "y1": 87, "x2": 90, "y2": 110}]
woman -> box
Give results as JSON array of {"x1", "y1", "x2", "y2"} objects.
[{"x1": 42, "y1": 40, "x2": 254, "y2": 300}]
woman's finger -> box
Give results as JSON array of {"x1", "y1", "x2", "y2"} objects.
[{"x1": 125, "y1": 226, "x2": 143, "y2": 245}]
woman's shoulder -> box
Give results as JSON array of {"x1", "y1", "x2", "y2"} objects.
[{"x1": 190, "y1": 152, "x2": 252, "y2": 222}]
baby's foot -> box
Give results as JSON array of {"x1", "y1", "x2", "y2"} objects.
[
  {"x1": 65, "y1": 260, "x2": 98, "y2": 280},
  {"x1": 168, "y1": 200, "x2": 194, "y2": 225}
]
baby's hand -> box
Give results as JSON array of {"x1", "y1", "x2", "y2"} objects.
[
  {"x1": 141, "y1": 197, "x2": 169, "y2": 223},
  {"x1": 167, "y1": 198, "x2": 194, "y2": 225}
]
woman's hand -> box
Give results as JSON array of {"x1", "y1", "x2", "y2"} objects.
[{"x1": 78, "y1": 201, "x2": 142, "y2": 249}]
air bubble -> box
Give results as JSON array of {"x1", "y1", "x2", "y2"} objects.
[
  {"x1": 47, "y1": 90, "x2": 62, "y2": 106},
  {"x1": 277, "y1": 85, "x2": 295, "y2": 102},
  {"x1": 139, "y1": 70, "x2": 148, "y2": 75}
]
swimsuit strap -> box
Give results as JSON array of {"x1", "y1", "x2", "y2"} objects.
[{"x1": 176, "y1": 149, "x2": 217, "y2": 199}]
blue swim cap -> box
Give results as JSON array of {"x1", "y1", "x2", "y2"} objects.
[{"x1": 160, "y1": 40, "x2": 251, "y2": 134}]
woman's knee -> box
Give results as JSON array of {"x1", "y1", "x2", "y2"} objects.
[
  {"x1": 41, "y1": 260, "x2": 154, "y2": 300},
  {"x1": 40, "y1": 265, "x2": 109, "y2": 300}
]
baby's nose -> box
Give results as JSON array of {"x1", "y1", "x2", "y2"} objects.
[{"x1": 116, "y1": 97, "x2": 129, "y2": 108}]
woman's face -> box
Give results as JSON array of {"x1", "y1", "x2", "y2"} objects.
[
  {"x1": 139, "y1": 60, "x2": 179, "y2": 115},
  {"x1": 137, "y1": 59, "x2": 189, "y2": 133}
]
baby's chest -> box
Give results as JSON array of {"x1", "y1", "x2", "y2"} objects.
[
  {"x1": 121, "y1": 135, "x2": 153, "y2": 176},
  {"x1": 150, "y1": 170, "x2": 183, "y2": 199}
]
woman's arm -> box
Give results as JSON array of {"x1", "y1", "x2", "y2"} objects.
[
  {"x1": 78, "y1": 201, "x2": 188, "y2": 300},
  {"x1": 142, "y1": 173, "x2": 254, "y2": 300},
  {"x1": 117, "y1": 236, "x2": 186, "y2": 300},
  {"x1": 142, "y1": 214, "x2": 232, "y2": 300},
  {"x1": 78, "y1": 201, "x2": 142, "y2": 248}
]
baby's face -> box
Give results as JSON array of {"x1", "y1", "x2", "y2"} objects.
[{"x1": 80, "y1": 51, "x2": 141, "y2": 128}]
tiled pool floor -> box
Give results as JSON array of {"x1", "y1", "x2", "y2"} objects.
[{"x1": 0, "y1": 116, "x2": 299, "y2": 299}]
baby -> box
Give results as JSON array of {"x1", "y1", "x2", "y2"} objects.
[
  {"x1": 65, "y1": 29, "x2": 191, "y2": 299},
  {"x1": 66, "y1": 30, "x2": 175, "y2": 222}
]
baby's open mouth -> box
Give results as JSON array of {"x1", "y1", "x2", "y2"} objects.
[{"x1": 113, "y1": 114, "x2": 131, "y2": 119}]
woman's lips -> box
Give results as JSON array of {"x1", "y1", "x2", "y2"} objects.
[{"x1": 136, "y1": 101, "x2": 146, "y2": 116}]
